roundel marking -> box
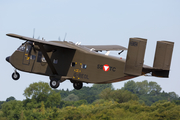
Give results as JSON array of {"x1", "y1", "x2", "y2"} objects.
[{"x1": 103, "y1": 64, "x2": 109, "y2": 72}]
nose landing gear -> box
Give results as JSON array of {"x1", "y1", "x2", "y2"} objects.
[{"x1": 12, "y1": 70, "x2": 20, "y2": 80}]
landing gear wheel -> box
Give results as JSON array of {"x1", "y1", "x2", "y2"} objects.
[
  {"x1": 50, "y1": 80, "x2": 60, "y2": 89},
  {"x1": 12, "y1": 72, "x2": 20, "y2": 80},
  {"x1": 73, "y1": 82, "x2": 83, "y2": 90}
]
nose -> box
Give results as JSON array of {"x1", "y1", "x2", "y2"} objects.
[{"x1": 6, "y1": 56, "x2": 10, "y2": 63}]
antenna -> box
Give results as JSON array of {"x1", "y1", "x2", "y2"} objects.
[
  {"x1": 63, "y1": 33, "x2": 67, "y2": 41},
  {"x1": 33, "y1": 28, "x2": 35, "y2": 38},
  {"x1": 58, "y1": 37, "x2": 61, "y2": 41}
]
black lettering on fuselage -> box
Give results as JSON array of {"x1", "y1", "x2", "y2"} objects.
[
  {"x1": 73, "y1": 72, "x2": 89, "y2": 79},
  {"x1": 97, "y1": 64, "x2": 116, "y2": 72}
]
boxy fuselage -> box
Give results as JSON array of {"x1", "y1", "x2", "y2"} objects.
[
  {"x1": 7, "y1": 41, "x2": 136, "y2": 84},
  {"x1": 6, "y1": 33, "x2": 174, "y2": 89}
]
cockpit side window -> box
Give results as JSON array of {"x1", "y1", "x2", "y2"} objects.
[
  {"x1": 25, "y1": 44, "x2": 31, "y2": 54},
  {"x1": 17, "y1": 44, "x2": 26, "y2": 52}
]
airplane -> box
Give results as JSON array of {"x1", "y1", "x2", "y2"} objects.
[{"x1": 6, "y1": 33, "x2": 174, "y2": 90}]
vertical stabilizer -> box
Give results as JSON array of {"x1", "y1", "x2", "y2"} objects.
[
  {"x1": 124, "y1": 38, "x2": 147, "y2": 76},
  {"x1": 152, "y1": 41, "x2": 174, "y2": 77}
]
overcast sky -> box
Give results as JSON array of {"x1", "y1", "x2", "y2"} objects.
[{"x1": 0, "y1": 0, "x2": 180, "y2": 101}]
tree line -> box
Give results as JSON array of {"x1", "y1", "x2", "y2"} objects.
[{"x1": 0, "y1": 80, "x2": 180, "y2": 120}]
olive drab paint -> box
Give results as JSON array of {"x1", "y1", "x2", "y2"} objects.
[{"x1": 6, "y1": 33, "x2": 174, "y2": 90}]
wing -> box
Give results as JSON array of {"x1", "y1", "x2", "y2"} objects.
[
  {"x1": 83, "y1": 45, "x2": 127, "y2": 51},
  {"x1": 6, "y1": 33, "x2": 74, "y2": 50},
  {"x1": 7, "y1": 33, "x2": 75, "y2": 76}
]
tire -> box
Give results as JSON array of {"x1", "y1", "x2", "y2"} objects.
[
  {"x1": 12, "y1": 72, "x2": 20, "y2": 80},
  {"x1": 50, "y1": 80, "x2": 60, "y2": 88},
  {"x1": 73, "y1": 82, "x2": 83, "y2": 90}
]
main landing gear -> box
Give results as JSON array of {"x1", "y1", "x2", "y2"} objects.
[
  {"x1": 49, "y1": 77, "x2": 83, "y2": 90},
  {"x1": 73, "y1": 82, "x2": 83, "y2": 90},
  {"x1": 12, "y1": 70, "x2": 20, "y2": 80},
  {"x1": 49, "y1": 76, "x2": 60, "y2": 89},
  {"x1": 50, "y1": 80, "x2": 60, "y2": 89}
]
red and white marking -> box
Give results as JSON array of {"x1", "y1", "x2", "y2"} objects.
[{"x1": 103, "y1": 64, "x2": 109, "y2": 72}]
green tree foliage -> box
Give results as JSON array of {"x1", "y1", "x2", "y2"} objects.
[
  {"x1": 1, "y1": 81, "x2": 180, "y2": 120},
  {"x1": 0, "y1": 101, "x2": 5, "y2": 109},
  {"x1": 23, "y1": 81, "x2": 61, "y2": 108},
  {"x1": 6, "y1": 96, "x2": 15, "y2": 102},
  {"x1": 23, "y1": 81, "x2": 52, "y2": 102},
  {"x1": 45, "y1": 91, "x2": 61, "y2": 108},
  {"x1": 57, "y1": 83, "x2": 113, "y2": 104},
  {"x1": 122, "y1": 80, "x2": 137, "y2": 93},
  {"x1": 122, "y1": 80, "x2": 162, "y2": 95},
  {"x1": 122, "y1": 80, "x2": 179, "y2": 105},
  {"x1": 99, "y1": 88, "x2": 138, "y2": 103},
  {"x1": 62, "y1": 93, "x2": 79, "y2": 101},
  {"x1": 1, "y1": 100, "x2": 180, "y2": 120},
  {"x1": 1, "y1": 100, "x2": 24, "y2": 120},
  {"x1": 92, "y1": 83, "x2": 114, "y2": 91},
  {"x1": 149, "y1": 81, "x2": 162, "y2": 95}
]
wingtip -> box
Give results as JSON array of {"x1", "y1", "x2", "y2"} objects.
[
  {"x1": 6, "y1": 33, "x2": 17, "y2": 37},
  {"x1": 6, "y1": 33, "x2": 24, "y2": 40},
  {"x1": 6, "y1": 33, "x2": 12, "y2": 36}
]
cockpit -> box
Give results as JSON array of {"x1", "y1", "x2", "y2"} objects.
[
  {"x1": 17, "y1": 42, "x2": 32, "y2": 53},
  {"x1": 17, "y1": 43, "x2": 26, "y2": 52}
]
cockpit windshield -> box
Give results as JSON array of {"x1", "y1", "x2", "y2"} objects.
[
  {"x1": 17, "y1": 43, "x2": 26, "y2": 52},
  {"x1": 17, "y1": 42, "x2": 32, "y2": 53}
]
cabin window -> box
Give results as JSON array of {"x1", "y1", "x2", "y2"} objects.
[
  {"x1": 37, "y1": 52, "x2": 42, "y2": 62},
  {"x1": 30, "y1": 55, "x2": 36, "y2": 60},
  {"x1": 53, "y1": 59, "x2": 58, "y2": 64},
  {"x1": 37, "y1": 51, "x2": 46, "y2": 63},
  {"x1": 41, "y1": 57, "x2": 46, "y2": 62},
  {"x1": 71, "y1": 62, "x2": 76, "y2": 67},
  {"x1": 81, "y1": 64, "x2": 87, "y2": 69}
]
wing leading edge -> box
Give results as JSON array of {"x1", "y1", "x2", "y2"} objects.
[{"x1": 6, "y1": 33, "x2": 75, "y2": 50}]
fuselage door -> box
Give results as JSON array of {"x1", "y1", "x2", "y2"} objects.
[{"x1": 23, "y1": 44, "x2": 32, "y2": 65}]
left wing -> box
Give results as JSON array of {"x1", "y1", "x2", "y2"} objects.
[
  {"x1": 7, "y1": 33, "x2": 76, "y2": 76},
  {"x1": 6, "y1": 33, "x2": 74, "y2": 50}
]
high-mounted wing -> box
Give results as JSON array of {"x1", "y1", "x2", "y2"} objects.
[
  {"x1": 83, "y1": 45, "x2": 127, "y2": 51},
  {"x1": 7, "y1": 33, "x2": 75, "y2": 76},
  {"x1": 6, "y1": 33, "x2": 74, "y2": 50}
]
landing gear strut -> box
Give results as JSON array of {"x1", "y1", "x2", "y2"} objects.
[
  {"x1": 12, "y1": 70, "x2": 20, "y2": 80},
  {"x1": 73, "y1": 82, "x2": 83, "y2": 90}
]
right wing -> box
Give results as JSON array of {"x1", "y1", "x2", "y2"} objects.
[{"x1": 83, "y1": 45, "x2": 127, "y2": 51}]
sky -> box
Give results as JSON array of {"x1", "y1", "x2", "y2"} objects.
[{"x1": 0, "y1": 0, "x2": 180, "y2": 101}]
